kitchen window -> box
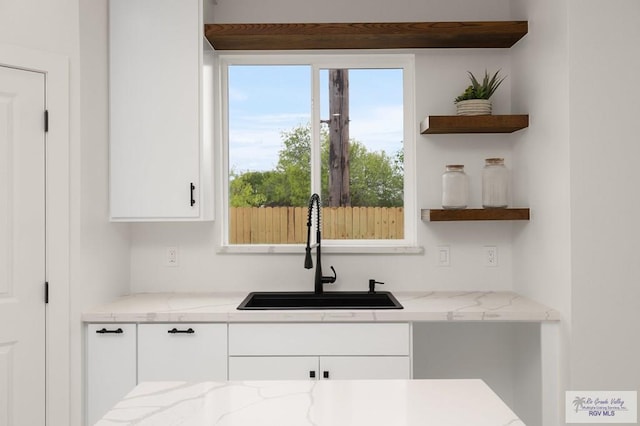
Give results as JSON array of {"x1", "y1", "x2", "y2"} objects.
[{"x1": 219, "y1": 54, "x2": 417, "y2": 252}]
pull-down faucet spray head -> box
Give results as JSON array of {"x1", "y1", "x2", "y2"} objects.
[
  {"x1": 304, "y1": 246, "x2": 313, "y2": 269},
  {"x1": 304, "y1": 193, "x2": 320, "y2": 269}
]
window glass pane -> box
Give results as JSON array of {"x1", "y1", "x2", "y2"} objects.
[
  {"x1": 319, "y1": 68, "x2": 404, "y2": 240},
  {"x1": 228, "y1": 65, "x2": 311, "y2": 244}
]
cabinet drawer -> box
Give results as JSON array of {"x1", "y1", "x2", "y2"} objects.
[
  {"x1": 229, "y1": 323, "x2": 410, "y2": 356},
  {"x1": 138, "y1": 323, "x2": 227, "y2": 381}
]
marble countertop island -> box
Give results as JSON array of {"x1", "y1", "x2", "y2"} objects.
[
  {"x1": 82, "y1": 291, "x2": 559, "y2": 323},
  {"x1": 95, "y1": 379, "x2": 525, "y2": 426}
]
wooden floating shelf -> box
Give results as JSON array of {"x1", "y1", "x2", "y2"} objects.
[
  {"x1": 204, "y1": 21, "x2": 528, "y2": 50},
  {"x1": 420, "y1": 115, "x2": 529, "y2": 134},
  {"x1": 422, "y1": 208, "x2": 530, "y2": 222}
]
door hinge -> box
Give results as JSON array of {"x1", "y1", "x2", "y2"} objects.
[
  {"x1": 44, "y1": 281, "x2": 49, "y2": 304},
  {"x1": 44, "y1": 110, "x2": 49, "y2": 133}
]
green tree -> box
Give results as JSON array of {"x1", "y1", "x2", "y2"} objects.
[
  {"x1": 272, "y1": 125, "x2": 313, "y2": 206},
  {"x1": 345, "y1": 141, "x2": 403, "y2": 207},
  {"x1": 229, "y1": 169, "x2": 269, "y2": 207},
  {"x1": 229, "y1": 124, "x2": 403, "y2": 207}
]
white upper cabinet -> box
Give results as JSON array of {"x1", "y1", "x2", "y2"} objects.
[{"x1": 109, "y1": 0, "x2": 214, "y2": 221}]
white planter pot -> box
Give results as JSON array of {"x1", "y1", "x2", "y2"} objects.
[{"x1": 455, "y1": 99, "x2": 492, "y2": 116}]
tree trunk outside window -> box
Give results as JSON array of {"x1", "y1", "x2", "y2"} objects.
[{"x1": 328, "y1": 69, "x2": 350, "y2": 207}]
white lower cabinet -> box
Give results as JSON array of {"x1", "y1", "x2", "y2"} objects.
[
  {"x1": 86, "y1": 324, "x2": 136, "y2": 426},
  {"x1": 86, "y1": 323, "x2": 228, "y2": 425},
  {"x1": 86, "y1": 322, "x2": 409, "y2": 424},
  {"x1": 228, "y1": 323, "x2": 411, "y2": 381},
  {"x1": 138, "y1": 323, "x2": 227, "y2": 381}
]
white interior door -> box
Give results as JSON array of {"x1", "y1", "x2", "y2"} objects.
[{"x1": 0, "y1": 65, "x2": 46, "y2": 426}]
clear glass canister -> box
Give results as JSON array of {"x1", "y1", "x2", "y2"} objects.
[
  {"x1": 442, "y1": 165, "x2": 469, "y2": 209},
  {"x1": 482, "y1": 158, "x2": 509, "y2": 208}
]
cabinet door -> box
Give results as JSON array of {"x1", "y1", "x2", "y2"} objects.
[
  {"x1": 138, "y1": 323, "x2": 227, "y2": 381},
  {"x1": 86, "y1": 324, "x2": 136, "y2": 426},
  {"x1": 229, "y1": 356, "x2": 319, "y2": 380},
  {"x1": 109, "y1": 0, "x2": 211, "y2": 220},
  {"x1": 319, "y1": 356, "x2": 411, "y2": 380}
]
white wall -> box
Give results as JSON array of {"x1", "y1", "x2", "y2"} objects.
[
  {"x1": 567, "y1": 0, "x2": 640, "y2": 392},
  {"x1": 511, "y1": 0, "x2": 640, "y2": 421},
  {"x1": 414, "y1": 322, "x2": 541, "y2": 425},
  {"x1": 510, "y1": 0, "x2": 571, "y2": 325},
  {"x1": 509, "y1": 0, "x2": 572, "y2": 422},
  {"x1": 75, "y1": 0, "x2": 131, "y2": 424},
  {"x1": 130, "y1": 0, "x2": 521, "y2": 294}
]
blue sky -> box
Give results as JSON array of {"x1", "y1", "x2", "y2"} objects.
[{"x1": 228, "y1": 65, "x2": 403, "y2": 172}]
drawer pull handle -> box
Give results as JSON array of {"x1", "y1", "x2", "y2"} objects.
[
  {"x1": 323, "y1": 371, "x2": 330, "y2": 379},
  {"x1": 309, "y1": 371, "x2": 316, "y2": 379},
  {"x1": 96, "y1": 327, "x2": 123, "y2": 334},
  {"x1": 168, "y1": 327, "x2": 195, "y2": 334}
]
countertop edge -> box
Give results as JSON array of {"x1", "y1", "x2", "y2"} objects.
[{"x1": 82, "y1": 291, "x2": 561, "y2": 323}]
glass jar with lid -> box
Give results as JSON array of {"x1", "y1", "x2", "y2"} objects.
[
  {"x1": 482, "y1": 158, "x2": 509, "y2": 208},
  {"x1": 442, "y1": 165, "x2": 469, "y2": 209}
]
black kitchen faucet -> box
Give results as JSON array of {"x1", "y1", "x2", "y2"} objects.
[{"x1": 304, "y1": 193, "x2": 337, "y2": 294}]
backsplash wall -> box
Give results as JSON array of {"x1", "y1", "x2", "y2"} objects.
[{"x1": 130, "y1": 2, "x2": 521, "y2": 293}]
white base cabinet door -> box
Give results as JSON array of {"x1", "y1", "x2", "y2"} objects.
[
  {"x1": 138, "y1": 323, "x2": 227, "y2": 381},
  {"x1": 86, "y1": 324, "x2": 137, "y2": 426}
]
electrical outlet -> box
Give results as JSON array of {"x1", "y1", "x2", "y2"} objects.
[
  {"x1": 484, "y1": 246, "x2": 498, "y2": 267},
  {"x1": 437, "y1": 246, "x2": 450, "y2": 267},
  {"x1": 166, "y1": 246, "x2": 179, "y2": 267}
]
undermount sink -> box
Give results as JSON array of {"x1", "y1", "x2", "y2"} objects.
[{"x1": 237, "y1": 291, "x2": 403, "y2": 310}]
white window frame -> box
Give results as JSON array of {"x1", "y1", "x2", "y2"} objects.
[{"x1": 217, "y1": 53, "x2": 419, "y2": 254}]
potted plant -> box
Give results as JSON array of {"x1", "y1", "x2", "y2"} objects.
[{"x1": 454, "y1": 70, "x2": 506, "y2": 116}]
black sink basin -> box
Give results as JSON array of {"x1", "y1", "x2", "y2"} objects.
[{"x1": 237, "y1": 291, "x2": 403, "y2": 310}]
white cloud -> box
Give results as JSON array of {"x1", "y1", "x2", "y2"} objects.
[
  {"x1": 228, "y1": 87, "x2": 249, "y2": 102},
  {"x1": 349, "y1": 104, "x2": 404, "y2": 153}
]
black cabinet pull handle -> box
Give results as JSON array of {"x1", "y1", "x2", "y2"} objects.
[
  {"x1": 96, "y1": 327, "x2": 123, "y2": 334},
  {"x1": 309, "y1": 371, "x2": 316, "y2": 379},
  {"x1": 168, "y1": 327, "x2": 195, "y2": 334},
  {"x1": 323, "y1": 371, "x2": 330, "y2": 379},
  {"x1": 190, "y1": 183, "x2": 196, "y2": 206}
]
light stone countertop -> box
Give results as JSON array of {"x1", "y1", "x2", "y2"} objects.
[
  {"x1": 94, "y1": 379, "x2": 525, "y2": 426},
  {"x1": 82, "y1": 291, "x2": 559, "y2": 323}
]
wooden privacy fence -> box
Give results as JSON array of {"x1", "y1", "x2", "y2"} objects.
[{"x1": 229, "y1": 206, "x2": 404, "y2": 244}]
